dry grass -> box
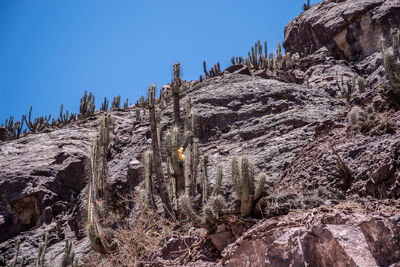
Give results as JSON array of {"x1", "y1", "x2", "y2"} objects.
[
  {"x1": 105, "y1": 195, "x2": 177, "y2": 267},
  {"x1": 347, "y1": 106, "x2": 396, "y2": 136}
]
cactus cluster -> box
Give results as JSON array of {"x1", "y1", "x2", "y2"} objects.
[
  {"x1": 1, "y1": 115, "x2": 25, "y2": 141},
  {"x1": 179, "y1": 157, "x2": 225, "y2": 229},
  {"x1": 35, "y1": 232, "x2": 49, "y2": 267},
  {"x1": 143, "y1": 63, "x2": 200, "y2": 218},
  {"x1": 123, "y1": 98, "x2": 129, "y2": 108},
  {"x1": 111, "y1": 96, "x2": 121, "y2": 109},
  {"x1": 231, "y1": 157, "x2": 266, "y2": 217},
  {"x1": 87, "y1": 114, "x2": 115, "y2": 252},
  {"x1": 5, "y1": 233, "x2": 51, "y2": 267},
  {"x1": 233, "y1": 40, "x2": 298, "y2": 72},
  {"x1": 6, "y1": 240, "x2": 24, "y2": 267},
  {"x1": 381, "y1": 28, "x2": 400, "y2": 94},
  {"x1": 24, "y1": 106, "x2": 51, "y2": 133},
  {"x1": 335, "y1": 73, "x2": 367, "y2": 101},
  {"x1": 56, "y1": 104, "x2": 76, "y2": 125},
  {"x1": 61, "y1": 240, "x2": 78, "y2": 267},
  {"x1": 100, "y1": 97, "x2": 109, "y2": 111},
  {"x1": 147, "y1": 84, "x2": 174, "y2": 216},
  {"x1": 203, "y1": 61, "x2": 221, "y2": 79},
  {"x1": 79, "y1": 90, "x2": 95, "y2": 117}
]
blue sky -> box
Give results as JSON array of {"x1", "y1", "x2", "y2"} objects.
[{"x1": 0, "y1": 0, "x2": 320, "y2": 125}]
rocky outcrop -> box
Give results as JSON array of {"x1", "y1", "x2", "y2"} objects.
[
  {"x1": 222, "y1": 204, "x2": 400, "y2": 267},
  {"x1": 0, "y1": 73, "x2": 343, "y2": 265},
  {"x1": 1, "y1": 0, "x2": 400, "y2": 266},
  {"x1": 283, "y1": 0, "x2": 400, "y2": 62}
]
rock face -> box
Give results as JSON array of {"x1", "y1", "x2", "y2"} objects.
[
  {"x1": 222, "y1": 206, "x2": 400, "y2": 267},
  {"x1": 1, "y1": 0, "x2": 400, "y2": 266},
  {"x1": 283, "y1": 0, "x2": 400, "y2": 62}
]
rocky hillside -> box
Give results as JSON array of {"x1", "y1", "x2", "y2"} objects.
[{"x1": 1, "y1": 0, "x2": 400, "y2": 266}]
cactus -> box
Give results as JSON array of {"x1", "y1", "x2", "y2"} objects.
[
  {"x1": 381, "y1": 28, "x2": 400, "y2": 93},
  {"x1": 35, "y1": 232, "x2": 48, "y2": 267},
  {"x1": 172, "y1": 63, "x2": 182, "y2": 128},
  {"x1": 3, "y1": 115, "x2": 25, "y2": 140},
  {"x1": 303, "y1": 0, "x2": 310, "y2": 11},
  {"x1": 57, "y1": 104, "x2": 75, "y2": 125},
  {"x1": 203, "y1": 61, "x2": 221, "y2": 79},
  {"x1": 201, "y1": 155, "x2": 209, "y2": 204},
  {"x1": 336, "y1": 73, "x2": 356, "y2": 102},
  {"x1": 144, "y1": 150, "x2": 156, "y2": 209},
  {"x1": 24, "y1": 106, "x2": 51, "y2": 133},
  {"x1": 156, "y1": 108, "x2": 161, "y2": 147},
  {"x1": 135, "y1": 108, "x2": 141, "y2": 122},
  {"x1": 111, "y1": 95, "x2": 121, "y2": 109},
  {"x1": 147, "y1": 84, "x2": 173, "y2": 217},
  {"x1": 79, "y1": 90, "x2": 95, "y2": 117},
  {"x1": 203, "y1": 61, "x2": 210, "y2": 79},
  {"x1": 179, "y1": 159, "x2": 224, "y2": 229},
  {"x1": 231, "y1": 157, "x2": 266, "y2": 217},
  {"x1": 243, "y1": 40, "x2": 269, "y2": 70},
  {"x1": 100, "y1": 97, "x2": 109, "y2": 111},
  {"x1": 212, "y1": 164, "x2": 223, "y2": 196},
  {"x1": 87, "y1": 114, "x2": 115, "y2": 252},
  {"x1": 123, "y1": 98, "x2": 129, "y2": 108},
  {"x1": 61, "y1": 240, "x2": 78, "y2": 267}
]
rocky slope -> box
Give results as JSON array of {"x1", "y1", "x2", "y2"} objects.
[{"x1": 1, "y1": 0, "x2": 400, "y2": 266}]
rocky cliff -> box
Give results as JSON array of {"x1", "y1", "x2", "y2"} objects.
[{"x1": 1, "y1": 0, "x2": 400, "y2": 266}]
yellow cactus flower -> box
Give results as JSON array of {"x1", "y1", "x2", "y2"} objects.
[{"x1": 178, "y1": 147, "x2": 185, "y2": 161}]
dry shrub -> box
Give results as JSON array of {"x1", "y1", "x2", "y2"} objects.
[
  {"x1": 106, "y1": 201, "x2": 177, "y2": 267},
  {"x1": 347, "y1": 106, "x2": 396, "y2": 136}
]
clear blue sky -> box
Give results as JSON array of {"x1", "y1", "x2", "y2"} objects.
[{"x1": 0, "y1": 0, "x2": 320, "y2": 125}]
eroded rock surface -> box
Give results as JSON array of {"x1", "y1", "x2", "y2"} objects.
[{"x1": 1, "y1": 0, "x2": 400, "y2": 266}]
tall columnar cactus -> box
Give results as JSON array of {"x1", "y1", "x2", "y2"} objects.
[
  {"x1": 123, "y1": 98, "x2": 129, "y2": 108},
  {"x1": 147, "y1": 84, "x2": 173, "y2": 217},
  {"x1": 79, "y1": 90, "x2": 95, "y2": 117},
  {"x1": 35, "y1": 232, "x2": 48, "y2": 267},
  {"x1": 111, "y1": 95, "x2": 121, "y2": 109},
  {"x1": 172, "y1": 63, "x2": 182, "y2": 128},
  {"x1": 203, "y1": 61, "x2": 221, "y2": 79},
  {"x1": 382, "y1": 28, "x2": 400, "y2": 94},
  {"x1": 180, "y1": 160, "x2": 224, "y2": 229},
  {"x1": 101, "y1": 97, "x2": 109, "y2": 111},
  {"x1": 245, "y1": 40, "x2": 269, "y2": 69},
  {"x1": 87, "y1": 114, "x2": 115, "y2": 252},
  {"x1": 303, "y1": 0, "x2": 311, "y2": 11},
  {"x1": 183, "y1": 96, "x2": 198, "y2": 196},
  {"x1": 201, "y1": 155, "x2": 209, "y2": 204},
  {"x1": 231, "y1": 157, "x2": 266, "y2": 217},
  {"x1": 144, "y1": 150, "x2": 156, "y2": 209},
  {"x1": 135, "y1": 108, "x2": 141, "y2": 122},
  {"x1": 61, "y1": 240, "x2": 78, "y2": 267},
  {"x1": 155, "y1": 108, "x2": 161, "y2": 147}
]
